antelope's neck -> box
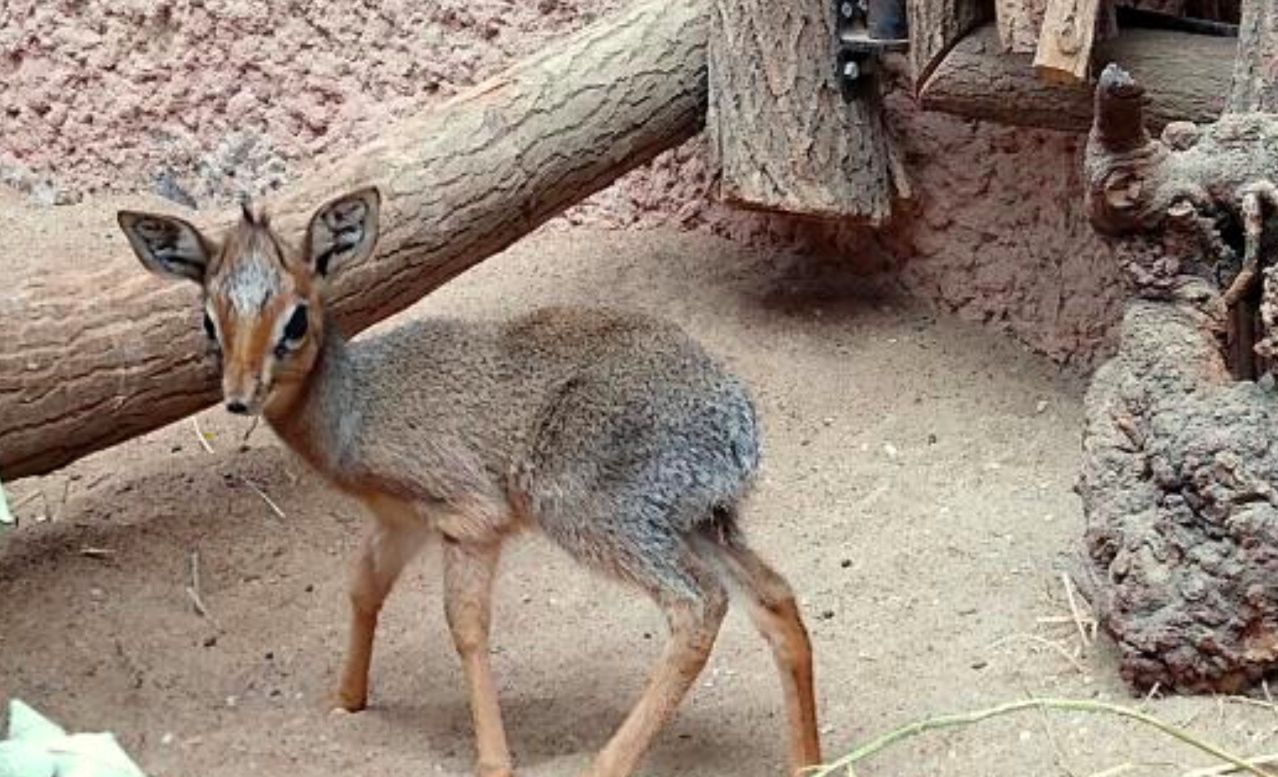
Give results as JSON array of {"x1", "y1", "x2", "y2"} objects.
[{"x1": 264, "y1": 323, "x2": 355, "y2": 479}]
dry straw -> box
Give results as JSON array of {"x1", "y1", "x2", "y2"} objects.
[
  {"x1": 809, "y1": 697, "x2": 1275, "y2": 777},
  {"x1": 0, "y1": 478, "x2": 11, "y2": 530}
]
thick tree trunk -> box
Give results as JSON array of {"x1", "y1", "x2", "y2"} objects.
[
  {"x1": 921, "y1": 24, "x2": 1234, "y2": 132},
  {"x1": 1229, "y1": 0, "x2": 1278, "y2": 113},
  {"x1": 706, "y1": 0, "x2": 901, "y2": 223},
  {"x1": 0, "y1": 0, "x2": 708, "y2": 481}
]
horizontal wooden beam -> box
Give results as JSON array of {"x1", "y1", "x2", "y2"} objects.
[{"x1": 920, "y1": 23, "x2": 1234, "y2": 132}]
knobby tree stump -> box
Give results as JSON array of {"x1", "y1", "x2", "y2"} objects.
[
  {"x1": 1078, "y1": 294, "x2": 1278, "y2": 692},
  {"x1": 1077, "y1": 59, "x2": 1278, "y2": 692}
]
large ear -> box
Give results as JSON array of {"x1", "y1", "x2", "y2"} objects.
[
  {"x1": 117, "y1": 211, "x2": 214, "y2": 284},
  {"x1": 303, "y1": 186, "x2": 381, "y2": 277}
]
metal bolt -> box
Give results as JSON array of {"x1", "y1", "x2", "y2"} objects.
[
  {"x1": 857, "y1": 0, "x2": 869, "y2": 13},
  {"x1": 841, "y1": 1, "x2": 855, "y2": 17},
  {"x1": 843, "y1": 60, "x2": 860, "y2": 80}
]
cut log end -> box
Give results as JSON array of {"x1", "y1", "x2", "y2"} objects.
[
  {"x1": 1097, "y1": 61, "x2": 1141, "y2": 98},
  {"x1": 1093, "y1": 62, "x2": 1150, "y2": 153}
]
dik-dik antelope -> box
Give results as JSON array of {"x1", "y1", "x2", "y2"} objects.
[{"x1": 117, "y1": 187, "x2": 821, "y2": 777}]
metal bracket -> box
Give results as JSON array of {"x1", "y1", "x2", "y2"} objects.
[{"x1": 836, "y1": 0, "x2": 909, "y2": 99}]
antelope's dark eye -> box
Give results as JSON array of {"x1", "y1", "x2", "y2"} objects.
[
  {"x1": 284, "y1": 305, "x2": 309, "y2": 341},
  {"x1": 275, "y1": 305, "x2": 309, "y2": 359},
  {"x1": 202, "y1": 311, "x2": 218, "y2": 342}
]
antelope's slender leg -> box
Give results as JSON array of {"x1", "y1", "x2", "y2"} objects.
[{"x1": 444, "y1": 540, "x2": 513, "y2": 777}]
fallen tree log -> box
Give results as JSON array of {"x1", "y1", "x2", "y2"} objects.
[
  {"x1": 0, "y1": 0, "x2": 708, "y2": 481},
  {"x1": 1074, "y1": 293, "x2": 1278, "y2": 694},
  {"x1": 920, "y1": 23, "x2": 1234, "y2": 133}
]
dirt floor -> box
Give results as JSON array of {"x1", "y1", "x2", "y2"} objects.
[{"x1": 2, "y1": 222, "x2": 1276, "y2": 777}]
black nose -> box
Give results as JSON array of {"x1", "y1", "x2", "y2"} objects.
[{"x1": 225, "y1": 400, "x2": 250, "y2": 415}]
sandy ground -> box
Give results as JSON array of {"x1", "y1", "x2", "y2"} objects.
[{"x1": 2, "y1": 224, "x2": 1276, "y2": 776}]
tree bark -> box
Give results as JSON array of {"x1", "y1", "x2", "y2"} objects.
[
  {"x1": 0, "y1": 0, "x2": 708, "y2": 481},
  {"x1": 1074, "y1": 293, "x2": 1278, "y2": 694},
  {"x1": 906, "y1": 0, "x2": 988, "y2": 84},
  {"x1": 706, "y1": 0, "x2": 901, "y2": 223},
  {"x1": 921, "y1": 24, "x2": 1234, "y2": 132},
  {"x1": 1229, "y1": 0, "x2": 1278, "y2": 113}
]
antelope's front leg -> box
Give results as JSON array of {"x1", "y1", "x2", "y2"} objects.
[
  {"x1": 337, "y1": 515, "x2": 430, "y2": 711},
  {"x1": 444, "y1": 539, "x2": 513, "y2": 777}
]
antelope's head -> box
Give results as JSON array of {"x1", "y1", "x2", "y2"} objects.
[{"x1": 118, "y1": 187, "x2": 381, "y2": 416}]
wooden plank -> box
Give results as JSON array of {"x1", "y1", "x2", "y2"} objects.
[
  {"x1": 906, "y1": 0, "x2": 989, "y2": 84},
  {"x1": 1033, "y1": 0, "x2": 1103, "y2": 83},
  {"x1": 920, "y1": 23, "x2": 1233, "y2": 132},
  {"x1": 998, "y1": 0, "x2": 1049, "y2": 52},
  {"x1": 707, "y1": 0, "x2": 902, "y2": 223}
]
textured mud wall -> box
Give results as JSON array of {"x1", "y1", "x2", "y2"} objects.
[
  {"x1": 0, "y1": 0, "x2": 627, "y2": 203},
  {"x1": 578, "y1": 90, "x2": 1127, "y2": 367},
  {"x1": 0, "y1": 0, "x2": 1125, "y2": 368},
  {"x1": 885, "y1": 93, "x2": 1125, "y2": 366}
]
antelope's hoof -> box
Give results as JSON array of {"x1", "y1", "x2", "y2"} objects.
[{"x1": 331, "y1": 690, "x2": 367, "y2": 714}]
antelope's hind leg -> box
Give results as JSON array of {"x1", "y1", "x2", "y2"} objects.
[{"x1": 443, "y1": 539, "x2": 513, "y2": 777}]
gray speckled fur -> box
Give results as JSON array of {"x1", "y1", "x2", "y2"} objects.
[{"x1": 294, "y1": 305, "x2": 760, "y2": 598}]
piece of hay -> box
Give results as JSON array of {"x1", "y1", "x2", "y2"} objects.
[
  {"x1": 0, "y1": 699, "x2": 147, "y2": 777},
  {"x1": 811, "y1": 697, "x2": 1272, "y2": 777},
  {"x1": 0, "y1": 478, "x2": 12, "y2": 531}
]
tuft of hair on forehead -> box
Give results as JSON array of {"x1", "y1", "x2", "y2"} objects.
[
  {"x1": 216, "y1": 212, "x2": 288, "y2": 313},
  {"x1": 238, "y1": 195, "x2": 271, "y2": 229}
]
